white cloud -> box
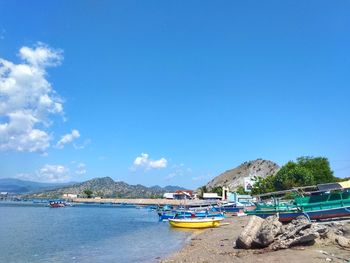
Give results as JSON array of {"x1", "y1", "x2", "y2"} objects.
[
  {"x1": 17, "y1": 164, "x2": 70, "y2": 183},
  {"x1": 133, "y1": 153, "x2": 168, "y2": 170},
  {"x1": 73, "y1": 138, "x2": 91, "y2": 150},
  {"x1": 75, "y1": 162, "x2": 87, "y2": 175},
  {"x1": 0, "y1": 42, "x2": 64, "y2": 153},
  {"x1": 56, "y1": 129, "x2": 80, "y2": 149}
]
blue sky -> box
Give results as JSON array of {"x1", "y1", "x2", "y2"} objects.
[{"x1": 0, "y1": 1, "x2": 349, "y2": 189}]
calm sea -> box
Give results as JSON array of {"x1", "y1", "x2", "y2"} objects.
[{"x1": 0, "y1": 203, "x2": 192, "y2": 263}]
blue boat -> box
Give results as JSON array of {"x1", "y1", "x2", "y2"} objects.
[{"x1": 158, "y1": 211, "x2": 225, "y2": 221}]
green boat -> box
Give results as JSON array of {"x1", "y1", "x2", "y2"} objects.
[{"x1": 246, "y1": 180, "x2": 350, "y2": 222}]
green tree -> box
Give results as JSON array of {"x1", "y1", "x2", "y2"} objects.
[
  {"x1": 236, "y1": 185, "x2": 248, "y2": 195},
  {"x1": 83, "y1": 189, "x2": 93, "y2": 198},
  {"x1": 211, "y1": 186, "x2": 223, "y2": 196},
  {"x1": 251, "y1": 175, "x2": 275, "y2": 195},
  {"x1": 273, "y1": 161, "x2": 314, "y2": 190},
  {"x1": 296, "y1": 156, "x2": 335, "y2": 184}
]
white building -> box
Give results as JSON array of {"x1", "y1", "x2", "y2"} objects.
[
  {"x1": 163, "y1": 193, "x2": 175, "y2": 199},
  {"x1": 203, "y1": 193, "x2": 222, "y2": 200},
  {"x1": 62, "y1": 193, "x2": 78, "y2": 199}
]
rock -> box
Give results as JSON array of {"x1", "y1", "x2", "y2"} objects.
[
  {"x1": 289, "y1": 230, "x2": 319, "y2": 246},
  {"x1": 252, "y1": 215, "x2": 282, "y2": 247},
  {"x1": 312, "y1": 224, "x2": 329, "y2": 237},
  {"x1": 335, "y1": 235, "x2": 350, "y2": 248},
  {"x1": 269, "y1": 216, "x2": 319, "y2": 250},
  {"x1": 235, "y1": 216, "x2": 265, "y2": 249}
]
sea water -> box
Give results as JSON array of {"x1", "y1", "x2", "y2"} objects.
[{"x1": 0, "y1": 203, "x2": 192, "y2": 263}]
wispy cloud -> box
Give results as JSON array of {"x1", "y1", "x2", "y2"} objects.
[
  {"x1": 0, "y1": 42, "x2": 64, "y2": 153},
  {"x1": 165, "y1": 163, "x2": 192, "y2": 180},
  {"x1": 56, "y1": 129, "x2": 80, "y2": 149},
  {"x1": 75, "y1": 163, "x2": 87, "y2": 175},
  {"x1": 73, "y1": 138, "x2": 91, "y2": 150},
  {"x1": 132, "y1": 153, "x2": 168, "y2": 170}
]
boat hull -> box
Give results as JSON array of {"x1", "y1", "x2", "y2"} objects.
[{"x1": 168, "y1": 218, "x2": 223, "y2": 229}]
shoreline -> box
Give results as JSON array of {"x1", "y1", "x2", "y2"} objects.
[
  {"x1": 71, "y1": 198, "x2": 216, "y2": 206},
  {"x1": 161, "y1": 215, "x2": 350, "y2": 263}
]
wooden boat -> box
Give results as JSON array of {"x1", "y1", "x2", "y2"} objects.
[
  {"x1": 49, "y1": 201, "x2": 68, "y2": 208},
  {"x1": 158, "y1": 211, "x2": 225, "y2": 221},
  {"x1": 246, "y1": 181, "x2": 350, "y2": 222},
  {"x1": 168, "y1": 217, "x2": 223, "y2": 229}
]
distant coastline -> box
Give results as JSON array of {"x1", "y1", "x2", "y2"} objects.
[{"x1": 72, "y1": 198, "x2": 213, "y2": 206}]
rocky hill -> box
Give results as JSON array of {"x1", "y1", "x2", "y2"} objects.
[
  {"x1": 205, "y1": 159, "x2": 280, "y2": 191},
  {"x1": 26, "y1": 177, "x2": 186, "y2": 199}
]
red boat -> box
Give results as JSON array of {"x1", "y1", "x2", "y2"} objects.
[{"x1": 49, "y1": 201, "x2": 67, "y2": 208}]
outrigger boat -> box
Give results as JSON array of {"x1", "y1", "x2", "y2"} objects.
[
  {"x1": 168, "y1": 217, "x2": 224, "y2": 229},
  {"x1": 246, "y1": 180, "x2": 350, "y2": 222},
  {"x1": 213, "y1": 202, "x2": 255, "y2": 213},
  {"x1": 158, "y1": 210, "x2": 225, "y2": 221}
]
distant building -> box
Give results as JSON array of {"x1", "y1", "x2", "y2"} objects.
[
  {"x1": 202, "y1": 193, "x2": 222, "y2": 200},
  {"x1": 163, "y1": 193, "x2": 175, "y2": 199},
  {"x1": 62, "y1": 193, "x2": 78, "y2": 199},
  {"x1": 173, "y1": 190, "x2": 194, "y2": 200}
]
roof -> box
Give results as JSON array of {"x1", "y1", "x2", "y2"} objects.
[
  {"x1": 203, "y1": 193, "x2": 222, "y2": 198},
  {"x1": 175, "y1": 190, "x2": 193, "y2": 195},
  {"x1": 339, "y1": 180, "x2": 350, "y2": 188}
]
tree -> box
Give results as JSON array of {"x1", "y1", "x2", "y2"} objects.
[
  {"x1": 251, "y1": 175, "x2": 275, "y2": 195},
  {"x1": 296, "y1": 156, "x2": 335, "y2": 184},
  {"x1": 83, "y1": 189, "x2": 93, "y2": 198},
  {"x1": 273, "y1": 161, "x2": 315, "y2": 190},
  {"x1": 211, "y1": 186, "x2": 223, "y2": 196},
  {"x1": 250, "y1": 156, "x2": 337, "y2": 195},
  {"x1": 236, "y1": 185, "x2": 248, "y2": 195}
]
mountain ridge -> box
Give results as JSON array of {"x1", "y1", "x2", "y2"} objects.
[{"x1": 25, "y1": 177, "x2": 187, "y2": 199}]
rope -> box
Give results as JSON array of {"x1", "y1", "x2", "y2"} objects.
[{"x1": 302, "y1": 212, "x2": 311, "y2": 222}]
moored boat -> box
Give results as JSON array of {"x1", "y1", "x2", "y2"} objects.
[
  {"x1": 168, "y1": 217, "x2": 224, "y2": 229},
  {"x1": 246, "y1": 181, "x2": 350, "y2": 222},
  {"x1": 49, "y1": 201, "x2": 69, "y2": 208},
  {"x1": 158, "y1": 210, "x2": 225, "y2": 221}
]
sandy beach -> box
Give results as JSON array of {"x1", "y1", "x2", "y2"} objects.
[{"x1": 161, "y1": 215, "x2": 350, "y2": 263}]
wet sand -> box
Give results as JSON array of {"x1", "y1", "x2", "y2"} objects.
[{"x1": 161, "y1": 215, "x2": 350, "y2": 263}]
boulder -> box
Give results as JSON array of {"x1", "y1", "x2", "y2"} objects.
[
  {"x1": 326, "y1": 229, "x2": 350, "y2": 248},
  {"x1": 252, "y1": 214, "x2": 282, "y2": 247},
  {"x1": 335, "y1": 235, "x2": 350, "y2": 248},
  {"x1": 235, "y1": 215, "x2": 264, "y2": 249},
  {"x1": 269, "y1": 216, "x2": 319, "y2": 250}
]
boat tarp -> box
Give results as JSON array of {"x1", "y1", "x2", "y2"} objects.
[
  {"x1": 317, "y1": 183, "x2": 342, "y2": 191},
  {"x1": 316, "y1": 180, "x2": 350, "y2": 191}
]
